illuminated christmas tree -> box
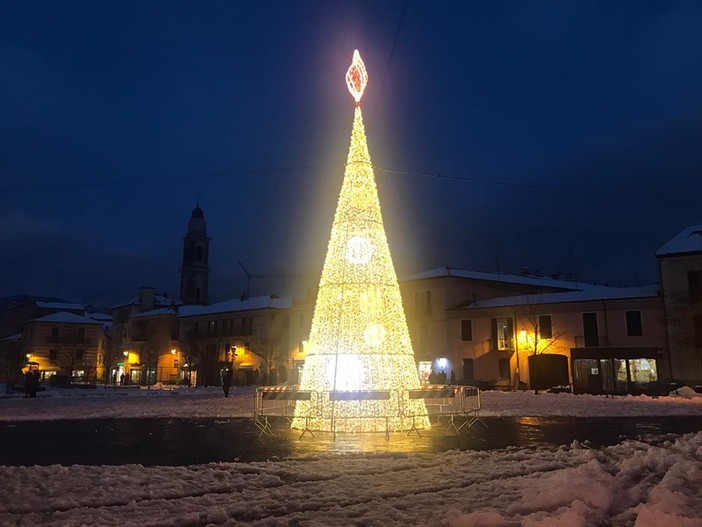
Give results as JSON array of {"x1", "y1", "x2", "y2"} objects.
[{"x1": 292, "y1": 51, "x2": 429, "y2": 433}]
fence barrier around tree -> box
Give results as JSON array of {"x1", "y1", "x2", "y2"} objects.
[{"x1": 253, "y1": 385, "x2": 486, "y2": 439}]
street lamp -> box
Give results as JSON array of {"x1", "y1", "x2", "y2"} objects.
[{"x1": 516, "y1": 330, "x2": 527, "y2": 390}]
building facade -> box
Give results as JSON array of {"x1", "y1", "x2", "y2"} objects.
[
  {"x1": 19, "y1": 311, "x2": 109, "y2": 384},
  {"x1": 448, "y1": 286, "x2": 668, "y2": 395},
  {"x1": 657, "y1": 225, "x2": 702, "y2": 387},
  {"x1": 399, "y1": 267, "x2": 591, "y2": 387}
]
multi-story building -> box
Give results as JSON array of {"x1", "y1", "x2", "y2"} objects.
[
  {"x1": 177, "y1": 295, "x2": 292, "y2": 386},
  {"x1": 398, "y1": 267, "x2": 590, "y2": 384},
  {"x1": 397, "y1": 267, "x2": 671, "y2": 394},
  {"x1": 657, "y1": 225, "x2": 702, "y2": 387},
  {"x1": 448, "y1": 285, "x2": 667, "y2": 394},
  {"x1": 1, "y1": 299, "x2": 109, "y2": 384},
  {"x1": 110, "y1": 286, "x2": 176, "y2": 383},
  {"x1": 20, "y1": 311, "x2": 109, "y2": 384}
]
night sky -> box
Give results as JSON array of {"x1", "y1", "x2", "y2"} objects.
[{"x1": 2, "y1": 1, "x2": 702, "y2": 308}]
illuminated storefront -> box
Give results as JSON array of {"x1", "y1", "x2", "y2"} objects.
[{"x1": 571, "y1": 347, "x2": 664, "y2": 395}]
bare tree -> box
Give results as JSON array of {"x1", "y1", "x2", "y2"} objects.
[
  {"x1": 252, "y1": 315, "x2": 284, "y2": 385},
  {"x1": 182, "y1": 337, "x2": 202, "y2": 386},
  {"x1": 517, "y1": 303, "x2": 567, "y2": 394},
  {"x1": 55, "y1": 342, "x2": 89, "y2": 384},
  {"x1": 256, "y1": 335, "x2": 281, "y2": 383},
  {"x1": 519, "y1": 314, "x2": 565, "y2": 356}
]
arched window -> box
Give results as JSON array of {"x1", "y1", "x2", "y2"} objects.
[{"x1": 197, "y1": 246, "x2": 203, "y2": 262}]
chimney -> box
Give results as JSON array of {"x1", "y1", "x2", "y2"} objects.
[{"x1": 139, "y1": 287, "x2": 156, "y2": 312}]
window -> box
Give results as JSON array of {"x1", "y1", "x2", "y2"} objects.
[
  {"x1": 51, "y1": 327, "x2": 59, "y2": 340},
  {"x1": 414, "y1": 291, "x2": 431, "y2": 314},
  {"x1": 242, "y1": 317, "x2": 253, "y2": 335},
  {"x1": 582, "y1": 313, "x2": 599, "y2": 347},
  {"x1": 208, "y1": 320, "x2": 217, "y2": 335},
  {"x1": 193, "y1": 322, "x2": 199, "y2": 336},
  {"x1": 196, "y1": 246, "x2": 204, "y2": 262},
  {"x1": 75, "y1": 350, "x2": 84, "y2": 361},
  {"x1": 173, "y1": 359, "x2": 179, "y2": 368},
  {"x1": 492, "y1": 317, "x2": 513, "y2": 350},
  {"x1": 625, "y1": 310, "x2": 643, "y2": 337},
  {"x1": 689, "y1": 270, "x2": 702, "y2": 303},
  {"x1": 498, "y1": 358, "x2": 510, "y2": 379},
  {"x1": 49, "y1": 349, "x2": 57, "y2": 360},
  {"x1": 77, "y1": 327, "x2": 85, "y2": 341},
  {"x1": 460, "y1": 320, "x2": 473, "y2": 341},
  {"x1": 538, "y1": 315, "x2": 552, "y2": 339}
]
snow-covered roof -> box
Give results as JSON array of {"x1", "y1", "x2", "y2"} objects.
[
  {"x1": 110, "y1": 295, "x2": 176, "y2": 310},
  {"x1": 131, "y1": 307, "x2": 179, "y2": 319},
  {"x1": 87, "y1": 313, "x2": 112, "y2": 322},
  {"x1": 454, "y1": 284, "x2": 660, "y2": 310},
  {"x1": 657, "y1": 225, "x2": 702, "y2": 257},
  {"x1": 178, "y1": 295, "x2": 292, "y2": 318},
  {"x1": 35, "y1": 301, "x2": 85, "y2": 312},
  {"x1": 29, "y1": 312, "x2": 104, "y2": 325},
  {"x1": 401, "y1": 267, "x2": 589, "y2": 291}
]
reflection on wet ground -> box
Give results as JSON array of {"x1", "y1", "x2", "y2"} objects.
[{"x1": 2, "y1": 416, "x2": 701, "y2": 466}]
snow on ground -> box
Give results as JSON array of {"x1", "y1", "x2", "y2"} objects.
[
  {"x1": 0, "y1": 432, "x2": 700, "y2": 526},
  {"x1": 2, "y1": 385, "x2": 702, "y2": 421},
  {"x1": 2, "y1": 387, "x2": 702, "y2": 526}
]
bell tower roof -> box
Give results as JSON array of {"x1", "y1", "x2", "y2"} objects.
[{"x1": 191, "y1": 205, "x2": 204, "y2": 219}]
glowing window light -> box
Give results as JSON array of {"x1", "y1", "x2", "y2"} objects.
[
  {"x1": 292, "y1": 51, "x2": 428, "y2": 434},
  {"x1": 345, "y1": 236, "x2": 374, "y2": 264},
  {"x1": 345, "y1": 49, "x2": 368, "y2": 103}
]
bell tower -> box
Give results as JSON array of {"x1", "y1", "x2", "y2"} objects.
[{"x1": 180, "y1": 205, "x2": 210, "y2": 305}]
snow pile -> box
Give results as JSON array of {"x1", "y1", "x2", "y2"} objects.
[
  {"x1": 669, "y1": 386, "x2": 702, "y2": 399},
  {"x1": 0, "y1": 432, "x2": 700, "y2": 526},
  {"x1": 3, "y1": 385, "x2": 702, "y2": 421}
]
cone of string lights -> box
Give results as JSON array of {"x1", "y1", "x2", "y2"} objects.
[{"x1": 292, "y1": 51, "x2": 429, "y2": 433}]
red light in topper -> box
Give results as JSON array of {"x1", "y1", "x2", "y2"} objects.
[{"x1": 345, "y1": 50, "x2": 368, "y2": 103}]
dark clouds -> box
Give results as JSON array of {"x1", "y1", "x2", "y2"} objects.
[{"x1": 2, "y1": 1, "x2": 702, "y2": 307}]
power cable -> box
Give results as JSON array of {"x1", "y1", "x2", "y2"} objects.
[
  {"x1": 376, "y1": 0, "x2": 408, "y2": 108},
  {"x1": 2, "y1": 162, "x2": 700, "y2": 205},
  {"x1": 372, "y1": 165, "x2": 702, "y2": 205}
]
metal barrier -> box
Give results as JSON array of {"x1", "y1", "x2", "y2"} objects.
[
  {"x1": 403, "y1": 385, "x2": 487, "y2": 437},
  {"x1": 459, "y1": 386, "x2": 487, "y2": 432},
  {"x1": 253, "y1": 385, "x2": 486, "y2": 439},
  {"x1": 254, "y1": 386, "x2": 316, "y2": 438},
  {"x1": 326, "y1": 390, "x2": 394, "y2": 440}
]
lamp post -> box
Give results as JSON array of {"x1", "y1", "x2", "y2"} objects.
[
  {"x1": 122, "y1": 351, "x2": 129, "y2": 385},
  {"x1": 229, "y1": 346, "x2": 238, "y2": 385},
  {"x1": 516, "y1": 330, "x2": 527, "y2": 390}
]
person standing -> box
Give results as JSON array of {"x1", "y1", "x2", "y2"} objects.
[{"x1": 222, "y1": 368, "x2": 233, "y2": 398}]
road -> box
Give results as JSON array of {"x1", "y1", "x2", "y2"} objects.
[{"x1": 2, "y1": 416, "x2": 701, "y2": 466}]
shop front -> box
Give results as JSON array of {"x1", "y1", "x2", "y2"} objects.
[{"x1": 571, "y1": 347, "x2": 665, "y2": 396}]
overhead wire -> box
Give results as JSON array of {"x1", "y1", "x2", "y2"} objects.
[{"x1": 2, "y1": 163, "x2": 700, "y2": 205}]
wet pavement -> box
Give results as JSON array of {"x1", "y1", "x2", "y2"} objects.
[{"x1": 2, "y1": 416, "x2": 701, "y2": 466}]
